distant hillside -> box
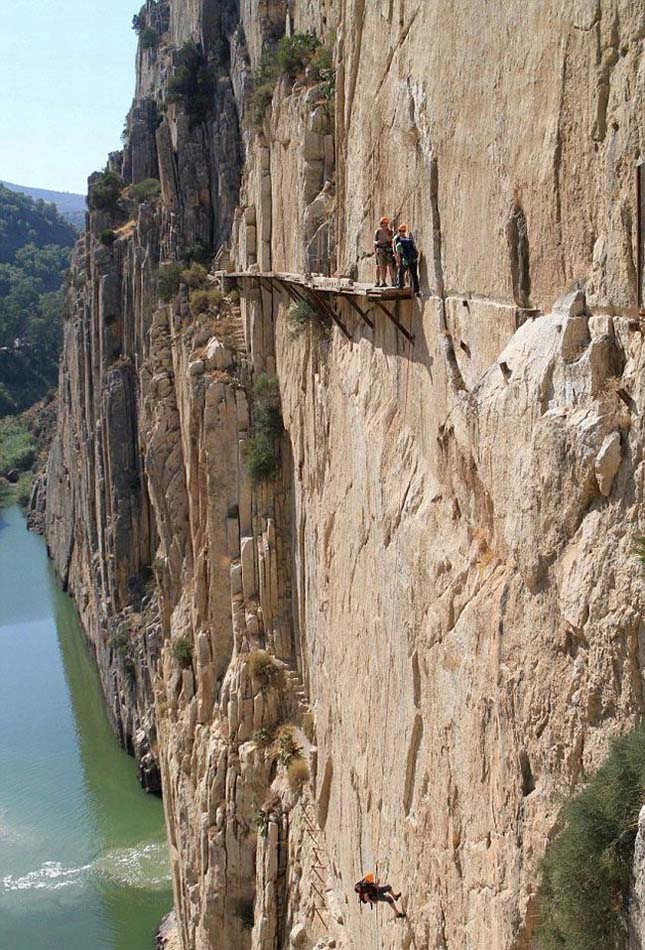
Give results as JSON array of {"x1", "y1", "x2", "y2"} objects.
[
  {"x1": 0, "y1": 184, "x2": 77, "y2": 264},
  {"x1": 0, "y1": 184, "x2": 75, "y2": 412},
  {"x1": 1, "y1": 180, "x2": 85, "y2": 230}
]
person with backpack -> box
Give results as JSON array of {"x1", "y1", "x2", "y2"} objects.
[
  {"x1": 393, "y1": 224, "x2": 420, "y2": 294},
  {"x1": 373, "y1": 216, "x2": 397, "y2": 288},
  {"x1": 354, "y1": 874, "x2": 406, "y2": 919}
]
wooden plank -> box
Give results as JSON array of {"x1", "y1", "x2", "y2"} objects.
[{"x1": 372, "y1": 299, "x2": 415, "y2": 343}]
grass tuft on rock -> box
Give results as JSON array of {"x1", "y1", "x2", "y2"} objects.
[
  {"x1": 247, "y1": 650, "x2": 286, "y2": 691},
  {"x1": 287, "y1": 757, "x2": 309, "y2": 792},
  {"x1": 536, "y1": 725, "x2": 645, "y2": 950},
  {"x1": 172, "y1": 636, "x2": 193, "y2": 668}
]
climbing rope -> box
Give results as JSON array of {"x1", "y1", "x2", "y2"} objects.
[{"x1": 370, "y1": 315, "x2": 415, "y2": 950}]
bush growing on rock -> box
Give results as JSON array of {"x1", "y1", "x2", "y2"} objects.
[
  {"x1": 243, "y1": 374, "x2": 283, "y2": 482},
  {"x1": 181, "y1": 262, "x2": 208, "y2": 289},
  {"x1": 278, "y1": 730, "x2": 301, "y2": 766},
  {"x1": 129, "y1": 178, "x2": 161, "y2": 204},
  {"x1": 253, "y1": 805, "x2": 269, "y2": 837},
  {"x1": 99, "y1": 229, "x2": 117, "y2": 247},
  {"x1": 253, "y1": 374, "x2": 282, "y2": 436},
  {"x1": 248, "y1": 82, "x2": 275, "y2": 129},
  {"x1": 140, "y1": 27, "x2": 158, "y2": 50},
  {"x1": 536, "y1": 725, "x2": 645, "y2": 949},
  {"x1": 172, "y1": 636, "x2": 193, "y2": 668},
  {"x1": 277, "y1": 32, "x2": 321, "y2": 80},
  {"x1": 287, "y1": 757, "x2": 309, "y2": 792},
  {"x1": 110, "y1": 628, "x2": 129, "y2": 657},
  {"x1": 157, "y1": 262, "x2": 183, "y2": 301},
  {"x1": 189, "y1": 288, "x2": 224, "y2": 317},
  {"x1": 180, "y1": 241, "x2": 211, "y2": 267},
  {"x1": 88, "y1": 170, "x2": 125, "y2": 214},
  {"x1": 635, "y1": 537, "x2": 645, "y2": 565},
  {"x1": 246, "y1": 649, "x2": 286, "y2": 691},
  {"x1": 252, "y1": 727, "x2": 272, "y2": 747},
  {"x1": 166, "y1": 42, "x2": 214, "y2": 125},
  {"x1": 286, "y1": 299, "x2": 316, "y2": 335},
  {"x1": 245, "y1": 433, "x2": 279, "y2": 483}
]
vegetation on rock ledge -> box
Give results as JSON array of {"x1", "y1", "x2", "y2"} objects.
[
  {"x1": 536, "y1": 725, "x2": 645, "y2": 949},
  {"x1": 244, "y1": 374, "x2": 283, "y2": 483}
]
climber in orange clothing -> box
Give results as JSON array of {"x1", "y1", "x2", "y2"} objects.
[{"x1": 355, "y1": 874, "x2": 406, "y2": 918}]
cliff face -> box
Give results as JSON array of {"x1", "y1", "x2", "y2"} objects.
[{"x1": 43, "y1": 1, "x2": 645, "y2": 947}]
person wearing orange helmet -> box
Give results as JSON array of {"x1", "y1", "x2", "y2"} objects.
[
  {"x1": 354, "y1": 874, "x2": 406, "y2": 918},
  {"x1": 394, "y1": 224, "x2": 420, "y2": 295}
]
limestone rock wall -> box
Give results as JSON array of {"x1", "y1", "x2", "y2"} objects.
[{"x1": 41, "y1": 0, "x2": 645, "y2": 948}]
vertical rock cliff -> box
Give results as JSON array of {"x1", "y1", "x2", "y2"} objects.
[{"x1": 42, "y1": 1, "x2": 645, "y2": 947}]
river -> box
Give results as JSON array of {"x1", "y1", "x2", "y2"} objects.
[{"x1": 0, "y1": 506, "x2": 172, "y2": 949}]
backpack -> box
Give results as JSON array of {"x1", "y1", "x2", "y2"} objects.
[
  {"x1": 396, "y1": 236, "x2": 417, "y2": 264},
  {"x1": 355, "y1": 875, "x2": 376, "y2": 908}
]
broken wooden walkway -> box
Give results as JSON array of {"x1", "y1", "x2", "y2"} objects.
[{"x1": 219, "y1": 271, "x2": 415, "y2": 344}]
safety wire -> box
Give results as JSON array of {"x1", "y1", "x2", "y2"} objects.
[{"x1": 373, "y1": 308, "x2": 415, "y2": 949}]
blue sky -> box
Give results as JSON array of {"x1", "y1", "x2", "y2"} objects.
[{"x1": 0, "y1": 0, "x2": 139, "y2": 195}]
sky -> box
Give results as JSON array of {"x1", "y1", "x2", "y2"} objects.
[{"x1": 0, "y1": 0, "x2": 139, "y2": 195}]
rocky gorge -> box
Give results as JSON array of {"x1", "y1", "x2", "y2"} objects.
[{"x1": 35, "y1": 1, "x2": 645, "y2": 947}]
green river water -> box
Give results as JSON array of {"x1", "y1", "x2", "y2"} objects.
[{"x1": 0, "y1": 506, "x2": 172, "y2": 950}]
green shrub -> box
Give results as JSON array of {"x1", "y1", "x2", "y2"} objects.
[
  {"x1": 123, "y1": 656, "x2": 137, "y2": 680},
  {"x1": 253, "y1": 374, "x2": 282, "y2": 437},
  {"x1": 286, "y1": 299, "x2": 316, "y2": 335},
  {"x1": 243, "y1": 374, "x2": 283, "y2": 482},
  {"x1": 180, "y1": 242, "x2": 211, "y2": 267},
  {"x1": 536, "y1": 725, "x2": 645, "y2": 949},
  {"x1": 247, "y1": 650, "x2": 286, "y2": 690},
  {"x1": 278, "y1": 730, "x2": 301, "y2": 766},
  {"x1": 129, "y1": 178, "x2": 161, "y2": 204},
  {"x1": 248, "y1": 82, "x2": 275, "y2": 129},
  {"x1": 181, "y1": 262, "x2": 208, "y2": 289},
  {"x1": 157, "y1": 263, "x2": 183, "y2": 301},
  {"x1": 287, "y1": 757, "x2": 310, "y2": 792},
  {"x1": 0, "y1": 417, "x2": 36, "y2": 477},
  {"x1": 245, "y1": 432, "x2": 279, "y2": 483},
  {"x1": 88, "y1": 170, "x2": 125, "y2": 214},
  {"x1": 99, "y1": 229, "x2": 117, "y2": 247},
  {"x1": 110, "y1": 628, "x2": 130, "y2": 657},
  {"x1": 166, "y1": 42, "x2": 214, "y2": 125},
  {"x1": 276, "y1": 32, "x2": 321, "y2": 79},
  {"x1": 14, "y1": 472, "x2": 32, "y2": 508},
  {"x1": 253, "y1": 727, "x2": 272, "y2": 747},
  {"x1": 253, "y1": 805, "x2": 269, "y2": 837},
  {"x1": 172, "y1": 636, "x2": 193, "y2": 668},
  {"x1": 132, "y1": 11, "x2": 145, "y2": 33},
  {"x1": 635, "y1": 537, "x2": 645, "y2": 565},
  {"x1": 189, "y1": 287, "x2": 224, "y2": 317},
  {"x1": 140, "y1": 26, "x2": 158, "y2": 50}
]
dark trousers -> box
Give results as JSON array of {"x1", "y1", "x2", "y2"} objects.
[{"x1": 397, "y1": 261, "x2": 419, "y2": 293}]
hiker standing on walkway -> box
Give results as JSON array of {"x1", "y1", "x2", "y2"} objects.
[
  {"x1": 394, "y1": 224, "x2": 420, "y2": 295},
  {"x1": 373, "y1": 217, "x2": 397, "y2": 288},
  {"x1": 354, "y1": 874, "x2": 406, "y2": 919}
]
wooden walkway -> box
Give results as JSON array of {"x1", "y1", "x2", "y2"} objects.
[{"x1": 220, "y1": 271, "x2": 415, "y2": 343}]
